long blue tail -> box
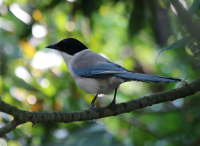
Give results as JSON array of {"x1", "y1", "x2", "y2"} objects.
[{"x1": 115, "y1": 72, "x2": 181, "y2": 83}]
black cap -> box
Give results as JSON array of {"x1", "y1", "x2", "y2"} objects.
[{"x1": 46, "y1": 38, "x2": 88, "y2": 55}]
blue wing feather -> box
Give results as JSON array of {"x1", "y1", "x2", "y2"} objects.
[
  {"x1": 72, "y1": 62, "x2": 182, "y2": 83},
  {"x1": 73, "y1": 62, "x2": 127, "y2": 78}
]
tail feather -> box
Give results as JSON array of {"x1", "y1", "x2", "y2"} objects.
[{"x1": 115, "y1": 72, "x2": 181, "y2": 83}]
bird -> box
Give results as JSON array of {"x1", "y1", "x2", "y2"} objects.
[{"x1": 46, "y1": 38, "x2": 182, "y2": 111}]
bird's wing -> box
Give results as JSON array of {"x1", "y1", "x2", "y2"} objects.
[
  {"x1": 72, "y1": 62, "x2": 128, "y2": 78},
  {"x1": 72, "y1": 61, "x2": 182, "y2": 83},
  {"x1": 71, "y1": 50, "x2": 181, "y2": 83}
]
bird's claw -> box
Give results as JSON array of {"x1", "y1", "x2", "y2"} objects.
[
  {"x1": 88, "y1": 105, "x2": 99, "y2": 112},
  {"x1": 88, "y1": 105, "x2": 98, "y2": 122},
  {"x1": 109, "y1": 102, "x2": 117, "y2": 116}
]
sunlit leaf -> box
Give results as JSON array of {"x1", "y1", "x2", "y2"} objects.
[
  {"x1": 18, "y1": 40, "x2": 36, "y2": 57},
  {"x1": 32, "y1": 10, "x2": 42, "y2": 21},
  {"x1": 158, "y1": 0, "x2": 167, "y2": 9},
  {"x1": 187, "y1": 43, "x2": 200, "y2": 58},
  {"x1": 157, "y1": 35, "x2": 193, "y2": 60},
  {"x1": 163, "y1": 35, "x2": 193, "y2": 51}
]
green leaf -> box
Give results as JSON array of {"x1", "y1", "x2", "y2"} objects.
[
  {"x1": 189, "y1": 0, "x2": 200, "y2": 16},
  {"x1": 187, "y1": 43, "x2": 200, "y2": 58},
  {"x1": 162, "y1": 35, "x2": 193, "y2": 51},
  {"x1": 156, "y1": 35, "x2": 193, "y2": 61}
]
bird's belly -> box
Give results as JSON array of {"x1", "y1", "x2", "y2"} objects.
[
  {"x1": 75, "y1": 77, "x2": 116, "y2": 94},
  {"x1": 68, "y1": 65, "x2": 124, "y2": 94}
]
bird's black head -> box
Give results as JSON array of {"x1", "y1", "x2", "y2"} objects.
[{"x1": 46, "y1": 38, "x2": 88, "y2": 55}]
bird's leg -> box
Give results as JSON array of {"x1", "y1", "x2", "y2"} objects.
[
  {"x1": 112, "y1": 88, "x2": 118, "y2": 105},
  {"x1": 110, "y1": 88, "x2": 118, "y2": 115},
  {"x1": 88, "y1": 94, "x2": 98, "y2": 111}
]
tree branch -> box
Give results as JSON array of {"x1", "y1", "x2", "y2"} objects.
[
  {"x1": 0, "y1": 77, "x2": 200, "y2": 137},
  {"x1": 0, "y1": 119, "x2": 23, "y2": 136}
]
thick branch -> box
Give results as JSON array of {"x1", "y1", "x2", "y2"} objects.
[{"x1": 0, "y1": 77, "x2": 200, "y2": 137}]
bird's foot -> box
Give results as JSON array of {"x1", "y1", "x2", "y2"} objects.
[
  {"x1": 88, "y1": 105, "x2": 98, "y2": 122},
  {"x1": 109, "y1": 102, "x2": 117, "y2": 116},
  {"x1": 88, "y1": 105, "x2": 99, "y2": 112}
]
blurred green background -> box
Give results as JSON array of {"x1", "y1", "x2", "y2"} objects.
[{"x1": 0, "y1": 0, "x2": 200, "y2": 145}]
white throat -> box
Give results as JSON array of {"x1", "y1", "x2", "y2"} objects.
[{"x1": 58, "y1": 51, "x2": 73, "y2": 67}]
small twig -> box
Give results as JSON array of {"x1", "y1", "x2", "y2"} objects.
[{"x1": 0, "y1": 119, "x2": 23, "y2": 137}]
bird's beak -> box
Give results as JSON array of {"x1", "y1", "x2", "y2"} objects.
[{"x1": 45, "y1": 44, "x2": 59, "y2": 50}]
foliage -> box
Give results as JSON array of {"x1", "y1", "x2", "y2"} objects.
[{"x1": 0, "y1": 0, "x2": 200, "y2": 146}]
